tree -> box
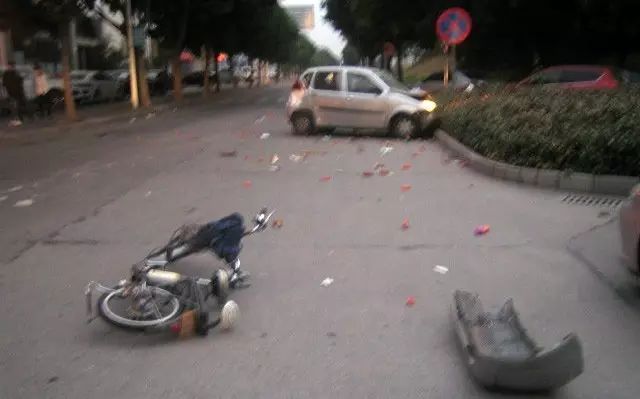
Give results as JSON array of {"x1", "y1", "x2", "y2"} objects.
[
  {"x1": 342, "y1": 43, "x2": 360, "y2": 65},
  {"x1": 10, "y1": 0, "x2": 86, "y2": 121}
]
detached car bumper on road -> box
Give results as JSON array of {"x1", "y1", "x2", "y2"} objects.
[{"x1": 619, "y1": 185, "x2": 640, "y2": 275}]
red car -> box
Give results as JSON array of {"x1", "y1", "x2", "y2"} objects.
[{"x1": 518, "y1": 65, "x2": 640, "y2": 90}]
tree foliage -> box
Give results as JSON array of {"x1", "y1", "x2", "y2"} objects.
[{"x1": 324, "y1": 0, "x2": 640, "y2": 73}]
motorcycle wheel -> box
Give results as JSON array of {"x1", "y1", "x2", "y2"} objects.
[{"x1": 98, "y1": 286, "x2": 181, "y2": 330}]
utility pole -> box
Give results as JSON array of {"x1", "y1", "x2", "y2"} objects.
[{"x1": 125, "y1": 0, "x2": 139, "y2": 109}]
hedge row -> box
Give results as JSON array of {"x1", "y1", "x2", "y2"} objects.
[{"x1": 436, "y1": 85, "x2": 640, "y2": 176}]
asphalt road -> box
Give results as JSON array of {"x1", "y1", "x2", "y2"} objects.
[{"x1": 1, "y1": 85, "x2": 639, "y2": 399}]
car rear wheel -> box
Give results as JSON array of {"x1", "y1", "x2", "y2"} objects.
[
  {"x1": 390, "y1": 114, "x2": 418, "y2": 139},
  {"x1": 291, "y1": 112, "x2": 315, "y2": 136}
]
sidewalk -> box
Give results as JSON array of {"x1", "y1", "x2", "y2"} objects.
[{"x1": 0, "y1": 84, "x2": 230, "y2": 143}]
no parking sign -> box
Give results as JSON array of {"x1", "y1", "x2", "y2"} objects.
[{"x1": 436, "y1": 8, "x2": 472, "y2": 46}]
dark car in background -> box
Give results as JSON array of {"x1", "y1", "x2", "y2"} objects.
[
  {"x1": 518, "y1": 65, "x2": 640, "y2": 89},
  {"x1": 414, "y1": 70, "x2": 482, "y2": 93},
  {"x1": 115, "y1": 69, "x2": 171, "y2": 97}
]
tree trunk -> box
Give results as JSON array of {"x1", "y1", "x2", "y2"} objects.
[
  {"x1": 256, "y1": 60, "x2": 262, "y2": 87},
  {"x1": 396, "y1": 42, "x2": 404, "y2": 82},
  {"x1": 203, "y1": 48, "x2": 211, "y2": 97},
  {"x1": 60, "y1": 24, "x2": 78, "y2": 122},
  {"x1": 214, "y1": 51, "x2": 221, "y2": 92},
  {"x1": 171, "y1": 57, "x2": 183, "y2": 102},
  {"x1": 137, "y1": 50, "x2": 152, "y2": 108}
]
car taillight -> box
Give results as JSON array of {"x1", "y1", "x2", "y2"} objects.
[{"x1": 292, "y1": 80, "x2": 303, "y2": 91}]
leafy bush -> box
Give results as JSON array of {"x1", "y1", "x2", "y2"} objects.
[{"x1": 437, "y1": 85, "x2": 640, "y2": 175}]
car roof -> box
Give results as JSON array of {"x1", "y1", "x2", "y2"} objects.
[
  {"x1": 304, "y1": 65, "x2": 380, "y2": 74},
  {"x1": 540, "y1": 65, "x2": 609, "y2": 72}
]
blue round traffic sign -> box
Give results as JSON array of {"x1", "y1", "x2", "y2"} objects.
[{"x1": 436, "y1": 8, "x2": 472, "y2": 45}]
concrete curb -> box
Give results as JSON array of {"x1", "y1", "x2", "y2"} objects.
[{"x1": 435, "y1": 129, "x2": 639, "y2": 196}]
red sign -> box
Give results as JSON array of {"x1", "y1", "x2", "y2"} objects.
[
  {"x1": 436, "y1": 8, "x2": 472, "y2": 46},
  {"x1": 383, "y1": 42, "x2": 396, "y2": 57}
]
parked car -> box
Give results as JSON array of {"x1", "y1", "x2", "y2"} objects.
[
  {"x1": 286, "y1": 66, "x2": 437, "y2": 138},
  {"x1": 71, "y1": 70, "x2": 120, "y2": 103},
  {"x1": 146, "y1": 69, "x2": 171, "y2": 96},
  {"x1": 415, "y1": 70, "x2": 480, "y2": 93},
  {"x1": 518, "y1": 65, "x2": 640, "y2": 89},
  {"x1": 0, "y1": 64, "x2": 64, "y2": 115},
  {"x1": 619, "y1": 185, "x2": 640, "y2": 275}
]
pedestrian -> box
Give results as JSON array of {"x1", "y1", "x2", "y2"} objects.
[
  {"x1": 2, "y1": 61, "x2": 26, "y2": 126},
  {"x1": 33, "y1": 63, "x2": 52, "y2": 118}
]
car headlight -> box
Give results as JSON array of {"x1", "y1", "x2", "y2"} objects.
[{"x1": 420, "y1": 99, "x2": 437, "y2": 112}]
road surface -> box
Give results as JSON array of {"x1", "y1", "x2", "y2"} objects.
[{"x1": 1, "y1": 84, "x2": 639, "y2": 399}]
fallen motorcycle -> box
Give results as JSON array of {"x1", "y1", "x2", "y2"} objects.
[{"x1": 85, "y1": 208, "x2": 274, "y2": 336}]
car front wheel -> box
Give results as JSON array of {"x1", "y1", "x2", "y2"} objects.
[
  {"x1": 390, "y1": 114, "x2": 418, "y2": 139},
  {"x1": 291, "y1": 112, "x2": 315, "y2": 136}
]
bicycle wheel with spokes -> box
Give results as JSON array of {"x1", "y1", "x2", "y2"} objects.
[{"x1": 98, "y1": 286, "x2": 181, "y2": 330}]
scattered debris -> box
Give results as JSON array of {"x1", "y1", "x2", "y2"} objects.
[
  {"x1": 271, "y1": 154, "x2": 280, "y2": 164},
  {"x1": 145, "y1": 112, "x2": 155, "y2": 119},
  {"x1": 401, "y1": 218, "x2": 410, "y2": 230},
  {"x1": 322, "y1": 135, "x2": 332, "y2": 142},
  {"x1": 219, "y1": 150, "x2": 238, "y2": 157},
  {"x1": 269, "y1": 165, "x2": 280, "y2": 172},
  {"x1": 14, "y1": 199, "x2": 34, "y2": 207},
  {"x1": 129, "y1": 117, "x2": 137, "y2": 124},
  {"x1": 433, "y1": 265, "x2": 449, "y2": 274},
  {"x1": 272, "y1": 219, "x2": 284, "y2": 228},
  {"x1": 254, "y1": 115, "x2": 266, "y2": 124},
  {"x1": 362, "y1": 171, "x2": 374, "y2": 178},
  {"x1": 321, "y1": 277, "x2": 334, "y2": 287},
  {"x1": 378, "y1": 168, "x2": 392, "y2": 177},
  {"x1": 260, "y1": 332, "x2": 268, "y2": 338},
  {"x1": 406, "y1": 296, "x2": 416, "y2": 307},
  {"x1": 243, "y1": 180, "x2": 253, "y2": 188},
  {"x1": 474, "y1": 225, "x2": 491, "y2": 236},
  {"x1": 597, "y1": 210, "x2": 610, "y2": 218},
  {"x1": 72, "y1": 172, "x2": 81, "y2": 179},
  {"x1": 401, "y1": 184, "x2": 412, "y2": 192},
  {"x1": 145, "y1": 191, "x2": 152, "y2": 198},
  {"x1": 7, "y1": 185, "x2": 22, "y2": 193},
  {"x1": 319, "y1": 176, "x2": 332, "y2": 182},
  {"x1": 401, "y1": 163, "x2": 412, "y2": 171},
  {"x1": 172, "y1": 107, "x2": 178, "y2": 112},
  {"x1": 335, "y1": 168, "x2": 345, "y2": 173},
  {"x1": 455, "y1": 159, "x2": 469, "y2": 168},
  {"x1": 0, "y1": 195, "x2": 7, "y2": 202},
  {"x1": 373, "y1": 162, "x2": 385, "y2": 170},
  {"x1": 47, "y1": 376, "x2": 59, "y2": 384},
  {"x1": 326, "y1": 331, "x2": 337, "y2": 337},
  {"x1": 289, "y1": 154, "x2": 304, "y2": 163},
  {"x1": 379, "y1": 143, "x2": 394, "y2": 156},
  {"x1": 260, "y1": 132, "x2": 271, "y2": 140}
]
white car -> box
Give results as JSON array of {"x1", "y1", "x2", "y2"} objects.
[
  {"x1": 71, "y1": 70, "x2": 120, "y2": 103},
  {"x1": 286, "y1": 66, "x2": 437, "y2": 137}
]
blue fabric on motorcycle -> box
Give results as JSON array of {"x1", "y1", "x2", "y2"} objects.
[{"x1": 193, "y1": 213, "x2": 245, "y2": 262}]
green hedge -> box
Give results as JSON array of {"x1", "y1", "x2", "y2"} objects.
[{"x1": 437, "y1": 85, "x2": 640, "y2": 176}]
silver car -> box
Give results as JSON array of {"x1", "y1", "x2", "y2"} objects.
[
  {"x1": 619, "y1": 185, "x2": 640, "y2": 275},
  {"x1": 286, "y1": 66, "x2": 437, "y2": 138}
]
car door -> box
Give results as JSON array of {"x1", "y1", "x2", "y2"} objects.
[
  {"x1": 309, "y1": 70, "x2": 346, "y2": 127},
  {"x1": 344, "y1": 71, "x2": 387, "y2": 129}
]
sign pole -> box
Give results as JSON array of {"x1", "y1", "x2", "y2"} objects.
[{"x1": 443, "y1": 43, "x2": 449, "y2": 87}]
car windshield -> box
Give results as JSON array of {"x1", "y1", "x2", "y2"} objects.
[
  {"x1": 372, "y1": 69, "x2": 409, "y2": 91},
  {"x1": 71, "y1": 71, "x2": 89, "y2": 80}
]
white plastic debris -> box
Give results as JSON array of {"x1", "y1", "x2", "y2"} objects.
[
  {"x1": 269, "y1": 165, "x2": 280, "y2": 172},
  {"x1": 271, "y1": 154, "x2": 280, "y2": 164},
  {"x1": 0, "y1": 195, "x2": 7, "y2": 202},
  {"x1": 145, "y1": 191, "x2": 152, "y2": 198},
  {"x1": 320, "y1": 278, "x2": 334, "y2": 287},
  {"x1": 145, "y1": 112, "x2": 155, "y2": 119},
  {"x1": 129, "y1": 117, "x2": 137, "y2": 124},
  {"x1": 289, "y1": 154, "x2": 304, "y2": 163},
  {"x1": 322, "y1": 135, "x2": 332, "y2": 142},
  {"x1": 379, "y1": 144, "x2": 394, "y2": 156},
  {"x1": 260, "y1": 132, "x2": 271, "y2": 140},
  {"x1": 7, "y1": 185, "x2": 23, "y2": 193},
  {"x1": 254, "y1": 115, "x2": 266, "y2": 124},
  {"x1": 14, "y1": 199, "x2": 34, "y2": 207},
  {"x1": 433, "y1": 265, "x2": 449, "y2": 274}
]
